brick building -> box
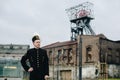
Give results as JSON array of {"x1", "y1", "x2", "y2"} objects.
[{"x1": 42, "y1": 34, "x2": 120, "y2": 80}]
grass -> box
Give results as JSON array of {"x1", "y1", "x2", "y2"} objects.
[
  {"x1": 108, "y1": 78, "x2": 120, "y2": 80},
  {"x1": 99, "y1": 78, "x2": 120, "y2": 80}
]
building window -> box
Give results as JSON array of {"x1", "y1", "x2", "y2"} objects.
[
  {"x1": 49, "y1": 51, "x2": 52, "y2": 65},
  {"x1": 57, "y1": 50, "x2": 62, "y2": 64},
  {"x1": 107, "y1": 55, "x2": 112, "y2": 63},
  {"x1": 62, "y1": 49, "x2": 68, "y2": 65},
  {"x1": 68, "y1": 48, "x2": 73, "y2": 64},
  {"x1": 116, "y1": 57, "x2": 119, "y2": 64},
  {"x1": 3, "y1": 46, "x2": 10, "y2": 49},
  {"x1": 116, "y1": 51, "x2": 120, "y2": 64},
  {"x1": 86, "y1": 45, "x2": 92, "y2": 62},
  {"x1": 107, "y1": 47, "x2": 113, "y2": 63}
]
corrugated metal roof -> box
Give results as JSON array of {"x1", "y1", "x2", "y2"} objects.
[{"x1": 0, "y1": 44, "x2": 29, "y2": 54}]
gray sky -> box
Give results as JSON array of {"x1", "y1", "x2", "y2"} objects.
[{"x1": 0, "y1": 0, "x2": 120, "y2": 47}]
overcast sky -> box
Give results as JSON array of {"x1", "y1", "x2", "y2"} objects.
[{"x1": 0, "y1": 0, "x2": 120, "y2": 47}]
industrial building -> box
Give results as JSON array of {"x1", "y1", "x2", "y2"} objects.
[
  {"x1": 42, "y1": 34, "x2": 120, "y2": 80},
  {"x1": 0, "y1": 44, "x2": 29, "y2": 80}
]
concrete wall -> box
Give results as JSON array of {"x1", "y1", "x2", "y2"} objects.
[{"x1": 108, "y1": 65, "x2": 120, "y2": 78}]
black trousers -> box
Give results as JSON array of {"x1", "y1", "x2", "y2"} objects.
[{"x1": 30, "y1": 70, "x2": 45, "y2": 80}]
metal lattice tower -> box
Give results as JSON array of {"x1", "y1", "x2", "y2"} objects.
[{"x1": 66, "y1": 2, "x2": 95, "y2": 41}]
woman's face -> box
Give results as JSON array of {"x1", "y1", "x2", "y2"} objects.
[{"x1": 33, "y1": 40, "x2": 40, "y2": 48}]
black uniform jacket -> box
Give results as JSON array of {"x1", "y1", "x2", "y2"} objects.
[{"x1": 21, "y1": 48, "x2": 49, "y2": 80}]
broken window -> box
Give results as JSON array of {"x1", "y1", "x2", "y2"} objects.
[
  {"x1": 62, "y1": 49, "x2": 68, "y2": 65},
  {"x1": 62, "y1": 49, "x2": 67, "y2": 60},
  {"x1": 57, "y1": 50, "x2": 62, "y2": 64},
  {"x1": 86, "y1": 45, "x2": 92, "y2": 62},
  {"x1": 68, "y1": 48, "x2": 73, "y2": 64}
]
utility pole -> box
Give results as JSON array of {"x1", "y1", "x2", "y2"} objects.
[
  {"x1": 79, "y1": 36, "x2": 82, "y2": 80},
  {"x1": 78, "y1": 29, "x2": 83, "y2": 80},
  {"x1": 57, "y1": 54, "x2": 59, "y2": 80}
]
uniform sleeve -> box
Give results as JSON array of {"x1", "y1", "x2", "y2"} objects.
[
  {"x1": 21, "y1": 50, "x2": 30, "y2": 72},
  {"x1": 44, "y1": 50, "x2": 49, "y2": 76}
]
